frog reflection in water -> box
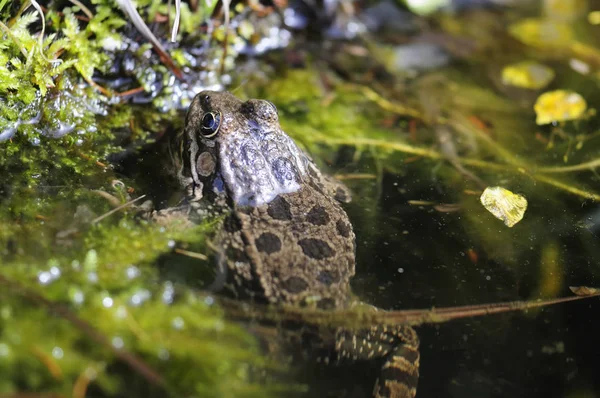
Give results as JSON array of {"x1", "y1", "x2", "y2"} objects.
[{"x1": 175, "y1": 91, "x2": 419, "y2": 397}]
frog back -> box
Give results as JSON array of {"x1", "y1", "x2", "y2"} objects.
[{"x1": 218, "y1": 184, "x2": 356, "y2": 310}]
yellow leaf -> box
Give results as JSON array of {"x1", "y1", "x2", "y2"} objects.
[
  {"x1": 480, "y1": 187, "x2": 527, "y2": 228},
  {"x1": 501, "y1": 61, "x2": 555, "y2": 90},
  {"x1": 534, "y1": 90, "x2": 587, "y2": 125}
]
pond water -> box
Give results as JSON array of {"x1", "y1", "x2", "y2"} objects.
[{"x1": 2, "y1": 0, "x2": 600, "y2": 397}]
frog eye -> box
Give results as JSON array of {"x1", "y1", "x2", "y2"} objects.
[{"x1": 200, "y1": 111, "x2": 221, "y2": 138}]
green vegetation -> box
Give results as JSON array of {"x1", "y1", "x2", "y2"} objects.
[
  {"x1": 0, "y1": 217, "x2": 274, "y2": 397},
  {"x1": 0, "y1": 1, "x2": 281, "y2": 396}
]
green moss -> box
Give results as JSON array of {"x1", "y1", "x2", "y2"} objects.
[
  {"x1": 0, "y1": 2, "x2": 291, "y2": 397},
  {"x1": 0, "y1": 5, "x2": 274, "y2": 388},
  {"x1": 0, "y1": 5, "x2": 123, "y2": 100},
  {"x1": 0, "y1": 206, "x2": 282, "y2": 396}
]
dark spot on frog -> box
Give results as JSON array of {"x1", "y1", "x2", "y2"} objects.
[
  {"x1": 393, "y1": 345, "x2": 419, "y2": 364},
  {"x1": 306, "y1": 205, "x2": 330, "y2": 226},
  {"x1": 317, "y1": 270, "x2": 340, "y2": 286},
  {"x1": 255, "y1": 232, "x2": 282, "y2": 254},
  {"x1": 316, "y1": 298, "x2": 336, "y2": 310},
  {"x1": 334, "y1": 187, "x2": 348, "y2": 203},
  {"x1": 240, "y1": 101, "x2": 255, "y2": 117},
  {"x1": 267, "y1": 196, "x2": 292, "y2": 220},
  {"x1": 379, "y1": 365, "x2": 419, "y2": 395},
  {"x1": 283, "y1": 276, "x2": 309, "y2": 293},
  {"x1": 336, "y1": 219, "x2": 351, "y2": 238},
  {"x1": 226, "y1": 247, "x2": 250, "y2": 263},
  {"x1": 223, "y1": 214, "x2": 242, "y2": 233},
  {"x1": 298, "y1": 238, "x2": 335, "y2": 259}
]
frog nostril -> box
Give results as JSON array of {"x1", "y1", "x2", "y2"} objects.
[{"x1": 200, "y1": 94, "x2": 211, "y2": 108}]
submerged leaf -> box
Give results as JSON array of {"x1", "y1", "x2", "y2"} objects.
[
  {"x1": 480, "y1": 186, "x2": 528, "y2": 228},
  {"x1": 501, "y1": 61, "x2": 555, "y2": 90},
  {"x1": 534, "y1": 90, "x2": 587, "y2": 125}
]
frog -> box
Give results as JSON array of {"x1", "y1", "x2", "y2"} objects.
[{"x1": 173, "y1": 91, "x2": 420, "y2": 398}]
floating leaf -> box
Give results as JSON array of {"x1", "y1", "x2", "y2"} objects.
[
  {"x1": 501, "y1": 61, "x2": 555, "y2": 90},
  {"x1": 534, "y1": 90, "x2": 587, "y2": 125},
  {"x1": 508, "y1": 18, "x2": 573, "y2": 49},
  {"x1": 480, "y1": 187, "x2": 528, "y2": 228}
]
